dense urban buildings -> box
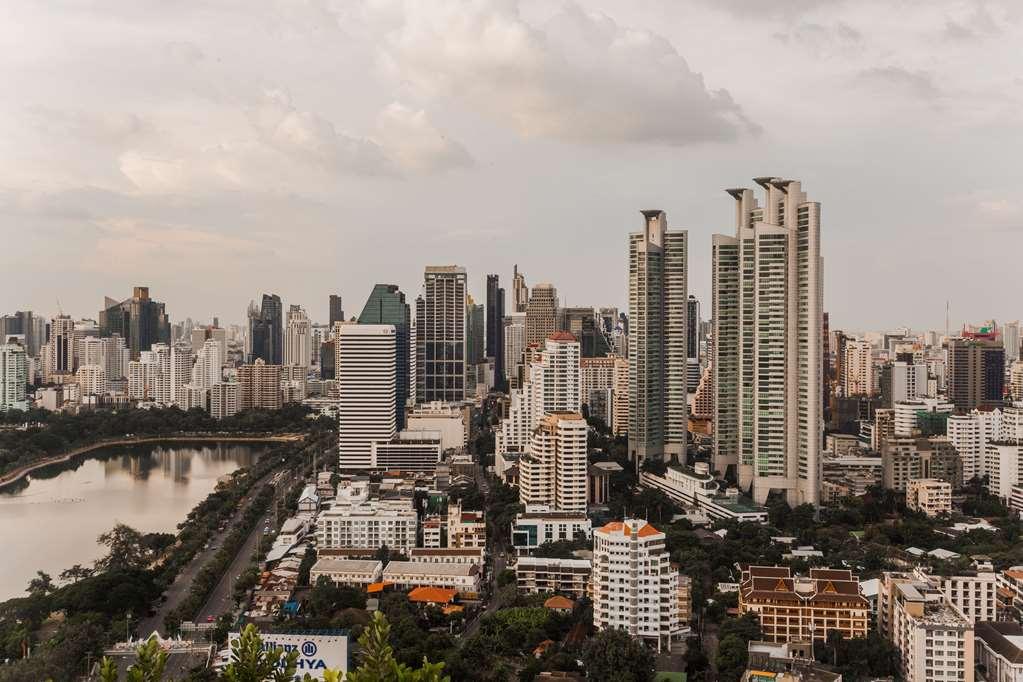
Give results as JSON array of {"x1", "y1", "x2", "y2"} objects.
[
  {"x1": 713, "y1": 178, "x2": 824, "y2": 506},
  {"x1": 628, "y1": 209, "x2": 688, "y2": 466},
  {"x1": 99, "y1": 287, "x2": 170, "y2": 359}
]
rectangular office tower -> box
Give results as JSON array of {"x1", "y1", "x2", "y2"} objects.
[
  {"x1": 628, "y1": 210, "x2": 688, "y2": 466},
  {"x1": 336, "y1": 324, "x2": 397, "y2": 470},
  {"x1": 712, "y1": 178, "x2": 824, "y2": 506},
  {"x1": 415, "y1": 266, "x2": 467, "y2": 403}
]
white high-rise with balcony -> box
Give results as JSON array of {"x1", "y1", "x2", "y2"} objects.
[
  {"x1": 0, "y1": 343, "x2": 28, "y2": 411},
  {"x1": 190, "y1": 338, "x2": 223, "y2": 389},
  {"x1": 336, "y1": 324, "x2": 397, "y2": 470},
  {"x1": 948, "y1": 409, "x2": 1003, "y2": 482},
  {"x1": 712, "y1": 178, "x2": 823, "y2": 506},
  {"x1": 628, "y1": 210, "x2": 688, "y2": 466},
  {"x1": 592, "y1": 519, "x2": 682, "y2": 652}
]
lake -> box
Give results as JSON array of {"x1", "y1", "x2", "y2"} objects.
[{"x1": 0, "y1": 442, "x2": 266, "y2": 601}]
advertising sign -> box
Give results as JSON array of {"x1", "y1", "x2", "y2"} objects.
[{"x1": 227, "y1": 631, "x2": 349, "y2": 680}]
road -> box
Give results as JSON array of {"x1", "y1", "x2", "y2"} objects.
[
  {"x1": 463, "y1": 546, "x2": 507, "y2": 639},
  {"x1": 135, "y1": 466, "x2": 289, "y2": 636},
  {"x1": 195, "y1": 469, "x2": 296, "y2": 623}
]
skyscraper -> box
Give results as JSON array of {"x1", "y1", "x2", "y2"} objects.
[
  {"x1": 466, "y1": 296, "x2": 485, "y2": 366},
  {"x1": 504, "y1": 312, "x2": 526, "y2": 388},
  {"x1": 525, "y1": 283, "x2": 558, "y2": 346},
  {"x1": 948, "y1": 338, "x2": 1004, "y2": 411},
  {"x1": 329, "y1": 294, "x2": 345, "y2": 327},
  {"x1": 0, "y1": 342, "x2": 28, "y2": 411},
  {"x1": 238, "y1": 358, "x2": 283, "y2": 411},
  {"x1": 486, "y1": 274, "x2": 506, "y2": 389},
  {"x1": 284, "y1": 305, "x2": 312, "y2": 368},
  {"x1": 50, "y1": 315, "x2": 75, "y2": 375},
  {"x1": 512, "y1": 264, "x2": 529, "y2": 313},
  {"x1": 336, "y1": 324, "x2": 397, "y2": 470},
  {"x1": 558, "y1": 307, "x2": 611, "y2": 358},
  {"x1": 99, "y1": 287, "x2": 170, "y2": 359},
  {"x1": 712, "y1": 178, "x2": 823, "y2": 506},
  {"x1": 415, "y1": 266, "x2": 467, "y2": 403},
  {"x1": 519, "y1": 412, "x2": 588, "y2": 513},
  {"x1": 358, "y1": 284, "x2": 411, "y2": 428},
  {"x1": 686, "y1": 295, "x2": 700, "y2": 392},
  {"x1": 628, "y1": 210, "x2": 688, "y2": 465},
  {"x1": 249, "y1": 294, "x2": 282, "y2": 364}
]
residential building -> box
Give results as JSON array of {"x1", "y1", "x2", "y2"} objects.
[
  {"x1": 949, "y1": 408, "x2": 1003, "y2": 483},
  {"x1": 843, "y1": 340, "x2": 874, "y2": 397},
  {"x1": 209, "y1": 382, "x2": 238, "y2": 419},
  {"x1": 686, "y1": 295, "x2": 701, "y2": 393},
  {"x1": 891, "y1": 360, "x2": 928, "y2": 403},
  {"x1": 738, "y1": 566, "x2": 869, "y2": 643},
  {"x1": 415, "y1": 266, "x2": 467, "y2": 403},
  {"x1": 504, "y1": 312, "x2": 526, "y2": 387},
  {"x1": 515, "y1": 557, "x2": 591, "y2": 599},
  {"x1": 336, "y1": 324, "x2": 397, "y2": 471},
  {"x1": 190, "y1": 338, "x2": 223, "y2": 390},
  {"x1": 628, "y1": 209, "x2": 688, "y2": 466},
  {"x1": 510, "y1": 507, "x2": 592, "y2": 556},
  {"x1": 881, "y1": 435, "x2": 962, "y2": 491},
  {"x1": 408, "y1": 548, "x2": 484, "y2": 566},
  {"x1": 986, "y1": 441, "x2": 1023, "y2": 500},
  {"x1": 486, "y1": 274, "x2": 505, "y2": 389},
  {"x1": 447, "y1": 502, "x2": 486, "y2": 549},
  {"x1": 99, "y1": 287, "x2": 170, "y2": 359},
  {"x1": 579, "y1": 356, "x2": 616, "y2": 418},
  {"x1": 525, "y1": 283, "x2": 559, "y2": 347},
  {"x1": 1011, "y1": 361, "x2": 1023, "y2": 403},
  {"x1": 76, "y1": 364, "x2": 107, "y2": 396},
  {"x1": 127, "y1": 352, "x2": 160, "y2": 400},
  {"x1": 894, "y1": 398, "x2": 954, "y2": 437},
  {"x1": 612, "y1": 356, "x2": 628, "y2": 436},
  {"x1": 0, "y1": 342, "x2": 28, "y2": 411},
  {"x1": 317, "y1": 498, "x2": 417, "y2": 553},
  {"x1": 237, "y1": 359, "x2": 283, "y2": 411},
  {"x1": 905, "y1": 478, "x2": 952, "y2": 516},
  {"x1": 712, "y1": 179, "x2": 823, "y2": 506},
  {"x1": 50, "y1": 314, "x2": 76, "y2": 376},
  {"x1": 882, "y1": 575, "x2": 975, "y2": 682},
  {"x1": 309, "y1": 558, "x2": 383, "y2": 588},
  {"x1": 519, "y1": 412, "x2": 588, "y2": 513},
  {"x1": 382, "y1": 561, "x2": 482, "y2": 597},
  {"x1": 640, "y1": 461, "x2": 769, "y2": 523},
  {"x1": 592, "y1": 520, "x2": 682, "y2": 651},
  {"x1": 976, "y1": 621, "x2": 1023, "y2": 682},
  {"x1": 949, "y1": 337, "x2": 1005, "y2": 411},
  {"x1": 283, "y1": 305, "x2": 312, "y2": 368}
]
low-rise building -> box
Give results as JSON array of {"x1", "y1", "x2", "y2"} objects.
[
  {"x1": 309, "y1": 558, "x2": 384, "y2": 587},
  {"x1": 370, "y1": 430, "x2": 443, "y2": 472},
  {"x1": 515, "y1": 556, "x2": 591, "y2": 599},
  {"x1": 905, "y1": 478, "x2": 952, "y2": 516},
  {"x1": 382, "y1": 561, "x2": 481, "y2": 598},
  {"x1": 738, "y1": 566, "x2": 869, "y2": 643},
  {"x1": 640, "y1": 462, "x2": 768, "y2": 523},
  {"x1": 297, "y1": 485, "x2": 319, "y2": 513},
  {"x1": 447, "y1": 502, "x2": 486, "y2": 549},
  {"x1": 976, "y1": 620, "x2": 1023, "y2": 682},
  {"x1": 408, "y1": 547, "x2": 484, "y2": 566},
  {"x1": 510, "y1": 507, "x2": 592, "y2": 556},
  {"x1": 317, "y1": 498, "x2": 418, "y2": 553}
]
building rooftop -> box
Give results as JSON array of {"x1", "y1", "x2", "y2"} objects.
[
  {"x1": 384, "y1": 561, "x2": 478, "y2": 578},
  {"x1": 311, "y1": 558, "x2": 382, "y2": 573},
  {"x1": 407, "y1": 586, "x2": 458, "y2": 604},
  {"x1": 598, "y1": 519, "x2": 661, "y2": 538},
  {"x1": 976, "y1": 621, "x2": 1023, "y2": 664}
]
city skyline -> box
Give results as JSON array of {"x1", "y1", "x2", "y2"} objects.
[{"x1": 4, "y1": 1, "x2": 1022, "y2": 329}]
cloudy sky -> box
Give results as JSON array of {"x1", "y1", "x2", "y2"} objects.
[{"x1": 3, "y1": 0, "x2": 1021, "y2": 332}]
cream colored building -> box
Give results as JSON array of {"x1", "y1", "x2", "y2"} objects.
[
  {"x1": 515, "y1": 556, "x2": 591, "y2": 599},
  {"x1": 309, "y1": 558, "x2": 383, "y2": 587},
  {"x1": 843, "y1": 340, "x2": 875, "y2": 397},
  {"x1": 887, "y1": 578, "x2": 974, "y2": 682},
  {"x1": 905, "y1": 478, "x2": 952, "y2": 516},
  {"x1": 519, "y1": 412, "x2": 588, "y2": 513}
]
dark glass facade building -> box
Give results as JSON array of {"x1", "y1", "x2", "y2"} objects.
[{"x1": 358, "y1": 284, "x2": 411, "y2": 427}]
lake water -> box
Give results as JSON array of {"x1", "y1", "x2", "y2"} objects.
[{"x1": 0, "y1": 442, "x2": 265, "y2": 601}]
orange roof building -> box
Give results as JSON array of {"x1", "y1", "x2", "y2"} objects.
[
  {"x1": 406, "y1": 586, "x2": 458, "y2": 604},
  {"x1": 544, "y1": 595, "x2": 575, "y2": 612}
]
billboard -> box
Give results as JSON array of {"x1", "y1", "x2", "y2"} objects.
[{"x1": 227, "y1": 631, "x2": 349, "y2": 680}]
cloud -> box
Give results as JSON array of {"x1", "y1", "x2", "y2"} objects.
[
  {"x1": 853, "y1": 67, "x2": 942, "y2": 100},
  {"x1": 374, "y1": 103, "x2": 473, "y2": 172},
  {"x1": 375, "y1": 0, "x2": 757, "y2": 145},
  {"x1": 696, "y1": 0, "x2": 844, "y2": 19},
  {"x1": 773, "y1": 21, "x2": 863, "y2": 56}
]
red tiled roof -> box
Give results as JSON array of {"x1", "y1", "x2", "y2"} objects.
[
  {"x1": 407, "y1": 586, "x2": 457, "y2": 604},
  {"x1": 548, "y1": 331, "x2": 577, "y2": 342}
]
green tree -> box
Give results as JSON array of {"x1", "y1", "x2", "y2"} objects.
[
  {"x1": 346, "y1": 612, "x2": 450, "y2": 682},
  {"x1": 96, "y1": 524, "x2": 152, "y2": 572},
  {"x1": 98, "y1": 636, "x2": 169, "y2": 682},
  {"x1": 220, "y1": 623, "x2": 300, "y2": 682},
  {"x1": 581, "y1": 628, "x2": 655, "y2": 682},
  {"x1": 59, "y1": 564, "x2": 94, "y2": 584},
  {"x1": 26, "y1": 571, "x2": 53, "y2": 596}
]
